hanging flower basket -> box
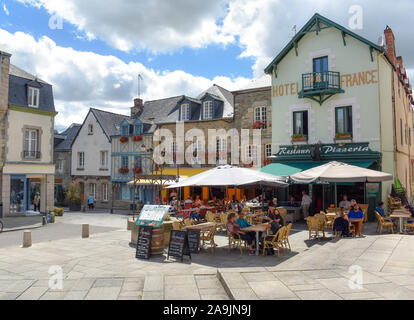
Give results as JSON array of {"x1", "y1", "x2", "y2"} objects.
[
  {"x1": 119, "y1": 167, "x2": 129, "y2": 174},
  {"x1": 252, "y1": 121, "x2": 267, "y2": 130},
  {"x1": 119, "y1": 136, "x2": 128, "y2": 144},
  {"x1": 132, "y1": 135, "x2": 143, "y2": 142},
  {"x1": 133, "y1": 166, "x2": 142, "y2": 174}
]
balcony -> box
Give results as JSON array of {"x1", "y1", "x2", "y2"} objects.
[
  {"x1": 23, "y1": 151, "x2": 41, "y2": 159},
  {"x1": 299, "y1": 71, "x2": 344, "y2": 105}
]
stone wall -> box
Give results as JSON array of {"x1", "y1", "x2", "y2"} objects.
[
  {"x1": 54, "y1": 150, "x2": 73, "y2": 192},
  {"x1": 72, "y1": 176, "x2": 112, "y2": 209}
]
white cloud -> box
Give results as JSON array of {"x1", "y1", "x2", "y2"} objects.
[
  {"x1": 3, "y1": 2, "x2": 9, "y2": 15},
  {"x1": 0, "y1": 28, "x2": 250, "y2": 130}
]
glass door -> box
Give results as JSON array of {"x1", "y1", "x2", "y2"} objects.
[{"x1": 313, "y1": 56, "x2": 329, "y2": 89}]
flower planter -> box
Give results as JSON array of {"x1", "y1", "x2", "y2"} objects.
[
  {"x1": 119, "y1": 137, "x2": 128, "y2": 144},
  {"x1": 292, "y1": 137, "x2": 308, "y2": 142},
  {"x1": 69, "y1": 202, "x2": 81, "y2": 212}
]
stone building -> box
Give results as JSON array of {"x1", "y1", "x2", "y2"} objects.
[
  {"x1": 0, "y1": 50, "x2": 57, "y2": 216},
  {"x1": 233, "y1": 75, "x2": 273, "y2": 167},
  {"x1": 54, "y1": 123, "x2": 81, "y2": 205}
]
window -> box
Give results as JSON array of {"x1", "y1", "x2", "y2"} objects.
[
  {"x1": 181, "y1": 104, "x2": 190, "y2": 121},
  {"x1": 57, "y1": 159, "x2": 64, "y2": 173},
  {"x1": 134, "y1": 155, "x2": 142, "y2": 168},
  {"x1": 265, "y1": 144, "x2": 272, "y2": 158},
  {"x1": 134, "y1": 124, "x2": 142, "y2": 135},
  {"x1": 89, "y1": 183, "x2": 96, "y2": 198},
  {"x1": 121, "y1": 155, "x2": 129, "y2": 168},
  {"x1": 216, "y1": 139, "x2": 227, "y2": 162},
  {"x1": 78, "y1": 152, "x2": 85, "y2": 169},
  {"x1": 28, "y1": 87, "x2": 39, "y2": 108},
  {"x1": 121, "y1": 125, "x2": 129, "y2": 137},
  {"x1": 88, "y1": 124, "x2": 94, "y2": 135},
  {"x1": 24, "y1": 129, "x2": 39, "y2": 158},
  {"x1": 100, "y1": 151, "x2": 108, "y2": 169},
  {"x1": 254, "y1": 107, "x2": 267, "y2": 128},
  {"x1": 245, "y1": 145, "x2": 258, "y2": 165},
  {"x1": 192, "y1": 141, "x2": 203, "y2": 164},
  {"x1": 335, "y1": 106, "x2": 353, "y2": 136},
  {"x1": 102, "y1": 184, "x2": 108, "y2": 202},
  {"x1": 293, "y1": 111, "x2": 308, "y2": 136},
  {"x1": 170, "y1": 142, "x2": 177, "y2": 154},
  {"x1": 203, "y1": 101, "x2": 213, "y2": 120}
]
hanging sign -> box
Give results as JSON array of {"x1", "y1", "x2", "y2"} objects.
[{"x1": 136, "y1": 205, "x2": 171, "y2": 227}]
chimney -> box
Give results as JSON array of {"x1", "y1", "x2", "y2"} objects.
[
  {"x1": 384, "y1": 26, "x2": 396, "y2": 66},
  {"x1": 131, "y1": 98, "x2": 143, "y2": 118}
]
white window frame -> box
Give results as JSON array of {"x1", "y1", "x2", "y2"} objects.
[
  {"x1": 203, "y1": 101, "x2": 213, "y2": 120},
  {"x1": 254, "y1": 106, "x2": 267, "y2": 128},
  {"x1": 245, "y1": 145, "x2": 258, "y2": 165},
  {"x1": 28, "y1": 87, "x2": 39, "y2": 108},
  {"x1": 78, "y1": 152, "x2": 85, "y2": 169},
  {"x1": 25, "y1": 129, "x2": 38, "y2": 155},
  {"x1": 216, "y1": 138, "x2": 227, "y2": 162},
  {"x1": 88, "y1": 124, "x2": 94, "y2": 135},
  {"x1": 102, "y1": 183, "x2": 108, "y2": 202},
  {"x1": 265, "y1": 144, "x2": 272, "y2": 158},
  {"x1": 192, "y1": 141, "x2": 203, "y2": 164},
  {"x1": 57, "y1": 159, "x2": 64, "y2": 173},
  {"x1": 181, "y1": 104, "x2": 190, "y2": 121},
  {"x1": 100, "y1": 151, "x2": 108, "y2": 169}
]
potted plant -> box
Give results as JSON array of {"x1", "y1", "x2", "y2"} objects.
[
  {"x1": 119, "y1": 167, "x2": 130, "y2": 175},
  {"x1": 292, "y1": 134, "x2": 308, "y2": 142},
  {"x1": 133, "y1": 166, "x2": 142, "y2": 175},
  {"x1": 335, "y1": 132, "x2": 352, "y2": 140},
  {"x1": 67, "y1": 183, "x2": 82, "y2": 212},
  {"x1": 119, "y1": 136, "x2": 128, "y2": 144},
  {"x1": 132, "y1": 135, "x2": 143, "y2": 142}
]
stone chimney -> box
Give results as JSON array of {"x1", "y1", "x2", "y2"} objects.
[
  {"x1": 384, "y1": 26, "x2": 396, "y2": 66},
  {"x1": 0, "y1": 51, "x2": 11, "y2": 116},
  {"x1": 131, "y1": 98, "x2": 143, "y2": 118}
]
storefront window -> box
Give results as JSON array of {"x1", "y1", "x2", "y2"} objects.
[
  {"x1": 335, "y1": 106, "x2": 353, "y2": 135},
  {"x1": 10, "y1": 177, "x2": 25, "y2": 214}
]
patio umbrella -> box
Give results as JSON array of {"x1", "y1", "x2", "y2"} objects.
[
  {"x1": 166, "y1": 165, "x2": 288, "y2": 189},
  {"x1": 290, "y1": 161, "x2": 393, "y2": 211}
]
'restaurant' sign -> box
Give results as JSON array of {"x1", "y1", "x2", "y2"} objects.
[
  {"x1": 136, "y1": 205, "x2": 170, "y2": 228},
  {"x1": 275, "y1": 143, "x2": 380, "y2": 160}
]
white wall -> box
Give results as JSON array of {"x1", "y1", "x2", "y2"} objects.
[{"x1": 71, "y1": 111, "x2": 111, "y2": 177}]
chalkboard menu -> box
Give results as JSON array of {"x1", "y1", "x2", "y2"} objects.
[
  {"x1": 187, "y1": 229, "x2": 201, "y2": 254},
  {"x1": 136, "y1": 226, "x2": 153, "y2": 260},
  {"x1": 136, "y1": 205, "x2": 171, "y2": 228},
  {"x1": 167, "y1": 230, "x2": 191, "y2": 261}
]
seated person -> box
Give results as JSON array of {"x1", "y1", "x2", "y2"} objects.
[
  {"x1": 339, "y1": 195, "x2": 351, "y2": 209},
  {"x1": 348, "y1": 204, "x2": 365, "y2": 236},
  {"x1": 333, "y1": 209, "x2": 350, "y2": 237},
  {"x1": 350, "y1": 199, "x2": 357, "y2": 211},
  {"x1": 263, "y1": 207, "x2": 284, "y2": 226},
  {"x1": 287, "y1": 196, "x2": 298, "y2": 207},
  {"x1": 260, "y1": 213, "x2": 282, "y2": 255},
  {"x1": 376, "y1": 202, "x2": 397, "y2": 225},
  {"x1": 272, "y1": 198, "x2": 279, "y2": 208},
  {"x1": 226, "y1": 212, "x2": 255, "y2": 255},
  {"x1": 236, "y1": 209, "x2": 252, "y2": 229}
]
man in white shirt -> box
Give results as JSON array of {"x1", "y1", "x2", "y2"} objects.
[
  {"x1": 339, "y1": 195, "x2": 351, "y2": 209},
  {"x1": 301, "y1": 191, "x2": 312, "y2": 218}
]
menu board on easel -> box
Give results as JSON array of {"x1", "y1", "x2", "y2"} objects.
[
  {"x1": 136, "y1": 226, "x2": 153, "y2": 260},
  {"x1": 187, "y1": 229, "x2": 201, "y2": 254},
  {"x1": 136, "y1": 205, "x2": 171, "y2": 228},
  {"x1": 167, "y1": 230, "x2": 191, "y2": 261}
]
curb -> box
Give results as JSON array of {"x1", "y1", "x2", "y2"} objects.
[
  {"x1": 2, "y1": 224, "x2": 43, "y2": 233},
  {"x1": 217, "y1": 270, "x2": 235, "y2": 300}
]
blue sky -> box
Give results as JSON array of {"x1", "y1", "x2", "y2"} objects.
[{"x1": 0, "y1": 0, "x2": 413, "y2": 131}]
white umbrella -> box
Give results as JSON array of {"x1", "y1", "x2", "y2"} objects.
[
  {"x1": 166, "y1": 165, "x2": 288, "y2": 189},
  {"x1": 290, "y1": 161, "x2": 393, "y2": 210}
]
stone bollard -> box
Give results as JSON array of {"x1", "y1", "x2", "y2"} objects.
[
  {"x1": 82, "y1": 224, "x2": 90, "y2": 238},
  {"x1": 23, "y1": 230, "x2": 32, "y2": 248},
  {"x1": 42, "y1": 216, "x2": 47, "y2": 225}
]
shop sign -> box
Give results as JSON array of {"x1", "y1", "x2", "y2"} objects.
[{"x1": 136, "y1": 205, "x2": 170, "y2": 227}]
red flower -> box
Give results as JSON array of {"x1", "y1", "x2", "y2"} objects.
[
  {"x1": 118, "y1": 167, "x2": 129, "y2": 174},
  {"x1": 133, "y1": 166, "x2": 142, "y2": 174},
  {"x1": 132, "y1": 135, "x2": 143, "y2": 142},
  {"x1": 119, "y1": 136, "x2": 128, "y2": 144}
]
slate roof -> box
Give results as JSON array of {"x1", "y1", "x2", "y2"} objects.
[
  {"x1": 55, "y1": 124, "x2": 82, "y2": 151},
  {"x1": 197, "y1": 84, "x2": 234, "y2": 118},
  {"x1": 8, "y1": 64, "x2": 55, "y2": 113},
  {"x1": 237, "y1": 74, "x2": 271, "y2": 91}
]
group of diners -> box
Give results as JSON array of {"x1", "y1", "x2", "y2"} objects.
[{"x1": 226, "y1": 205, "x2": 284, "y2": 255}]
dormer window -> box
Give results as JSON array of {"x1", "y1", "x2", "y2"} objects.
[
  {"x1": 181, "y1": 104, "x2": 190, "y2": 121},
  {"x1": 203, "y1": 101, "x2": 213, "y2": 120},
  {"x1": 121, "y1": 125, "x2": 129, "y2": 137},
  {"x1": 134, "y1": 124, "x2": 143, "y2": 135},
  {"x1": 28, "y1": 87, "x2": 39, "y2": 108}
]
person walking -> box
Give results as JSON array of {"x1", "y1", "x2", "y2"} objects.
[
  {"x1": 33, "y1": 192, "x2": 40, "y2": 212},
  {"x1": 87, "y1": 194, "x2": 95, "y2": 210},
  {"x1": 301, "y1": 190, "x2": 312, "y2": 219}
]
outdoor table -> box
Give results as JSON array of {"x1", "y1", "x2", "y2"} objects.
[
  {"x1": 390, "y1": 211, "x2": 412, "y2": 233},
  {"x1": 184, "y1": 222, "x2": 217, "y2": 231},
  {"x1": 326, "y1": 213, "x2": 337, "y2": 219},
  {"x1": 242, "y1": 223, "x2": 269, "y2": 256}
]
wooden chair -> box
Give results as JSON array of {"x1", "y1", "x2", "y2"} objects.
[
  {"x1": 327, "y1": 208, "x2": 340, "y2": 213},
  {"x1": 205, "y1": 211, "x2": 216, "y2": 223},
  {"x1": 388, "y1": 195, "x2": 402, "y2": 211},
  {"x1": 375, "y1": 211, "x2": 394, "y2": 234},
  {"x1": 280, "y1": 223, "x2": 292, "y2": 251},
  {"x1": 404, "y1": 220, "x2": 414, "y2": 234},
  {"x1": 172, "y1": 221, "x2": 182, "y2": 230},
  {"x1": 348, "y1": 222, "x2": 356, "y2": 237},
  {"x1": 277, "y1": 207, "x2": 287, "y2": 226},
  {"x1": 200, "y1": 225, "x2": 216, "y2": 253},
  {"x1": 218, "y1": 213, "x2": 228, "y2": 232},
  {"x1": 227, "y1": 230, "x2": 248, "y2": 254},
  {"x1": 359, "y1": 204, "x2": 369, "y2": 223},
  {"x1": 262, "y1": 227, "x2": 286, "y2": 257},
  {"x1": 307, "y1": 216, "x2": 325, "y2": 240},
  {"x1": 184, "y1": 219, "x2": 194, "y2": 227}
]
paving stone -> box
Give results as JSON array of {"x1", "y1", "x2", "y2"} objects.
[
  {"x1": 0, "y1": 292, "x2": 21, "y2": 300},
  {"x1": 164, "y1": 286, "x2": 200, "y2": 300},
  {"x1": 339, "y1": 291, "x2": 382, "y2": 300},
  {"x1": 230, "y1": 288, "x2": 258, "y2": 300},
  {"x1": 364, "y1": 282, "x2": 414, "y2": 300},
  {"x1": 248, "y1": 280, "x2": 296, "y2": 299},
  {"x1": 287, "y1": 283, "x2": 326, "y2": 292},
  {"x1": 119, "y1": 290, "x2": 143, "y2": 299},
  {"x1": 164, "y1": 275, "x2": 196, "y2": 288},
  {"x1": 317, "y1": 277, "x2": 369, "y2": 294},
  {"x1": 71, "y1": 279, "x2": 95, "y2": 291},
  {"x1": 142, "y1": 291, "x2": 163, "y2": 300},
  {"x1": 241, "y1": 272, "x2": 277, "y2": 282},
  {"x1": 382, "y1": 274, "x2": 414, "y2": 286},
  {"x1": 93, "y1": 278, "x2": 124, "y2": 288},
  {"x1": 199, "y1": 288, "x2": 227, "y2": 296},
  {"x1": 201, "y1": 294, "x2": 230, "y2": 300},
  {"x1": 63, "y1": 291, "x2": 88, "y2": 300},
  {"x1": 144, "y1": 275, "x2": 164, "y2": 292},
  {"x1": 195, "y1": 276, "x2": 222, "y2": 289},
  {"x1": 40, "y1": 291, "x2": 68, "y2": 300},
  {"x1": 85, "y1": 287, "x2": 121, "y2": 300},
  {"x1": 295, "y1": 289, "x2": 342, "y2": 300},
  {"x1": 16, "y1": 287, "x2": 48, "y2": 300}
]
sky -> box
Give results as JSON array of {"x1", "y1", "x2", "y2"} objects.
[{"x1": 0, "y1": 0, "x2": 413, "y2": 131}]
